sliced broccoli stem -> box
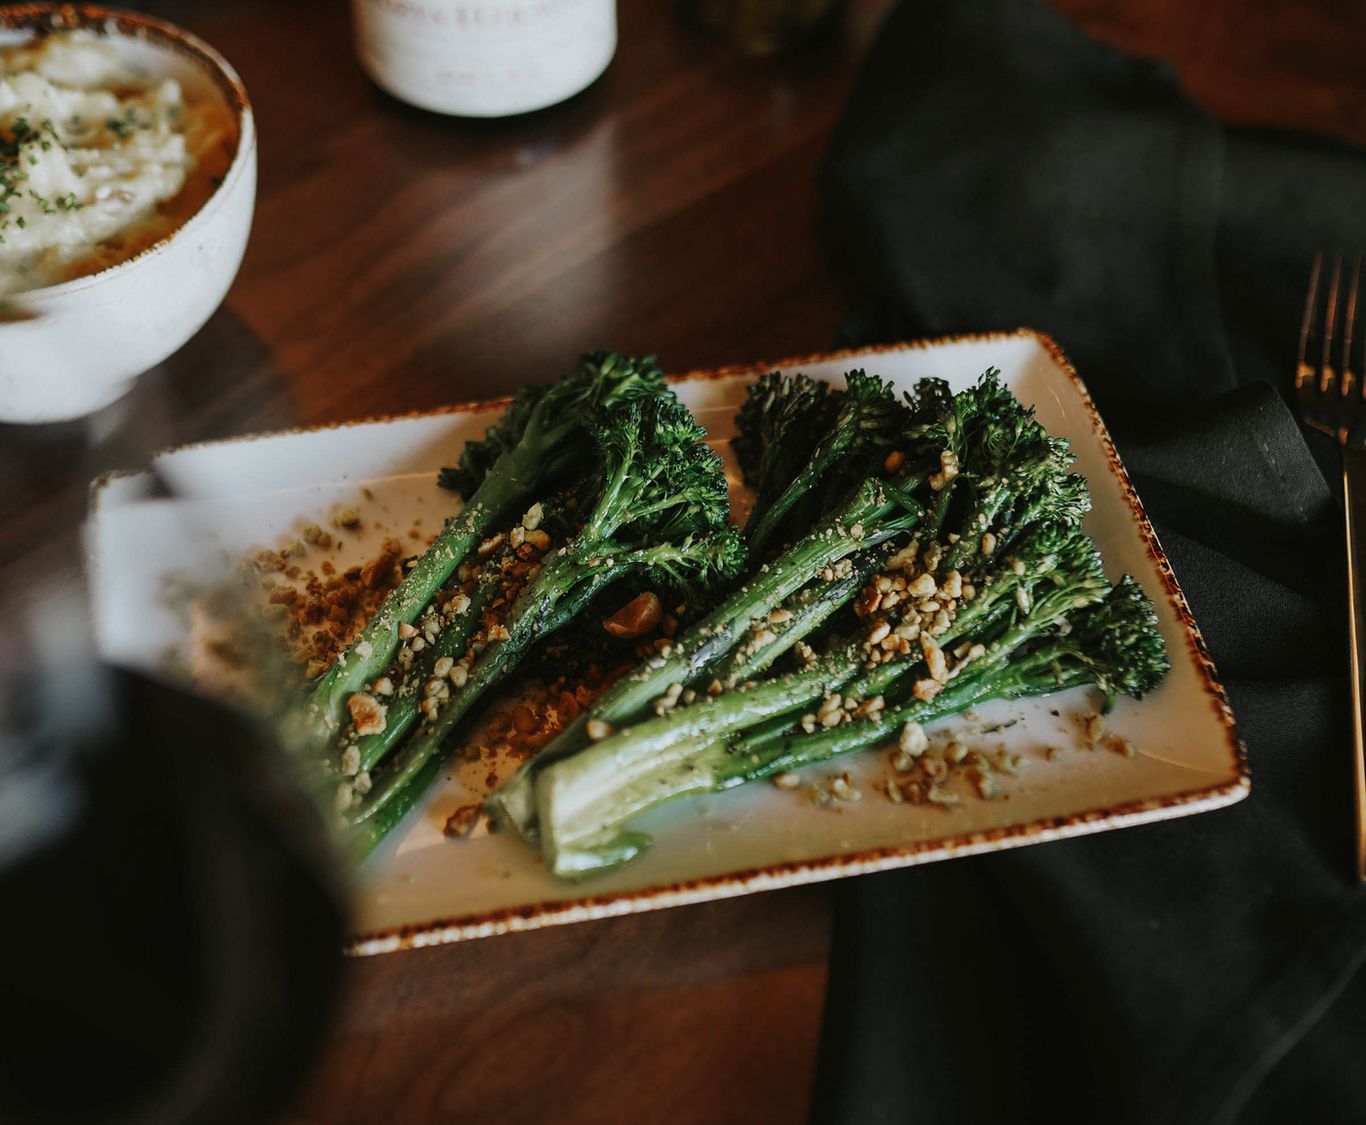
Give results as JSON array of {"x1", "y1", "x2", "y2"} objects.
[
  {"x1": 532, "y1": 552, "x2": 1126, "y2": 878},
  {"x1": 537, "y1": 643, "x2": 1101, "y2": 879}
]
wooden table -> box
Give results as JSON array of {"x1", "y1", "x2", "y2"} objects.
[{"x1": 9, "y1": 0, "x2": 1366, "y2": 1120}]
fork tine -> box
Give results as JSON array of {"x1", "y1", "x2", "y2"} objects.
[
  {"x1": 1321, "y1": 253, "x2": 1343, "y2": 394},
  {"x1": 1299, "y1": 251, "x2": 1324, "y2": 389},
  {"x1": 1345, "y1": 256, "x2": 1363, "y2": 399}
]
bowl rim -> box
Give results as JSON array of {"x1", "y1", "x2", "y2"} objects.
[{"x1": 0, "y1": 3, "x2": 255, "y2": 302}]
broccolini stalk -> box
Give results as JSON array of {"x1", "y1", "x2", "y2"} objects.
[
  {"x1": 536, "y1": 576, "x2": 1166, "y2": 879},
  {"x1": 350, "y1": 536, "x2": 520, "y2": 775},
  {"x1": 758, "y1": 522, "x2": 1110, "y2": 755},
  {"x1": 348, "y1": 753, "x2": 443, "y2": 860},
  {"x1": 486, "y1": 476, "x2": 926, "y2": 839},
  {"x1": 346, "y1": 394, "x2": 746, "y2": 830},
  {"x1": 536, "y1": 647, "x2": 862, "y2": 877},
  {"x1": 307, "y1": 351, "x2": 664, "y2": 733},
  {"x1": 673, "y1": 518, "x2": 1106, "y2": 785},
  {"x1": 710, "y1": 550, "x2": 883, "y2": 685},
  {"x1": 741, "y1": 576, "x2": 1168, "y2": 780}
]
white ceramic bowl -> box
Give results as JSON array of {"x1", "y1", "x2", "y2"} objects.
[{"x1": 0, "y1": 6, "x2": 255, "y2": 423}]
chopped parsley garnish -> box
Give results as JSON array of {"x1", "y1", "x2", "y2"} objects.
[
  {"x1": 105, "y1": 110, "x2": 140, "y2": 139},
  {"x1": 56, "y1": 192, "x2": 82, "y2": 212}
]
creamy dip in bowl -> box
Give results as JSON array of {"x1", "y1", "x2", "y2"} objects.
[{"x1": 0, "y1": 6, "x2": 254, "y2": 422}]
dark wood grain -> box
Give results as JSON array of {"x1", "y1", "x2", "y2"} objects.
[
  {"x1": 8, "y1": 0, "x2": 1366, "y2": 1121},
  {"x1": 111, "y1": 0, "x2": 894, "y2": 435},
  {"x1": 293, "y1": 890, "x2": 832, "y2": 1125}
]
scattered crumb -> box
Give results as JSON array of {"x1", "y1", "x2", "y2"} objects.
[
  {"x1": 965, "y1": 765, "x2": 1004, "y2": 800},
  {"x1": 249, "y1": 536, "x2": 406, "y2": 671},
  {"x1": 1082, "y1": 711, "x2": 1105, "y2": 747}
]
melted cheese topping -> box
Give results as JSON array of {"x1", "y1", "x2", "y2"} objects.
[{"x1": 0, "y1": 31, "x2": 235, "y2": 296}]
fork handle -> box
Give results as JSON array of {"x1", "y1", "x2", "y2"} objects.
[{"x1": 1342, "y1": 448, "x2": 1366, "y2": 879}]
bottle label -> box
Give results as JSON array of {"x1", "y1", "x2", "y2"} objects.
[{"x1": 354, "y1": 0, "x2": 617, "y2": 117}]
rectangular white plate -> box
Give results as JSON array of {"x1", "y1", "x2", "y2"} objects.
[{"x1": 88, "y1": 330, "x2": 1247, "y2": 954}]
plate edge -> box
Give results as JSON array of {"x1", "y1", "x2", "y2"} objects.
[
  {"x1": 347, "y1": 772, "x2": 1250, "y2": 956},
  {"x1": 85, "y1": 328, "x2": 1045, "y2": 505}
]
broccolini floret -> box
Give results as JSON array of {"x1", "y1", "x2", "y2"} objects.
[
  {"x1": 740, "y1": 370, "x2": 907, "y2": 555},
  {"x1": 307, "y1": 351, "x2": 665, "y2": 733}
]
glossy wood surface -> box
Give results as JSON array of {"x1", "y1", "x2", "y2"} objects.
[{"x1": 7, "y1": 1, "x2": 1366, "y2": 1121}]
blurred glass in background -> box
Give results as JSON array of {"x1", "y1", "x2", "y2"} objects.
[{"x1": 0, "y1": 321, "x2": 344, "y2": 1125}]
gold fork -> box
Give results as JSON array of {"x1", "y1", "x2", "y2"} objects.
[{"x1": 1296, "y1": 251, "x2": 1366, "y2": 880}]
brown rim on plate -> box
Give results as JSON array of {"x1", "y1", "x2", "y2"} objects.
[
  {"x1": 0, "y1": 3, "x2": 253, "y2": 294},
  {"x1": 86, "y1": 328, "x2": 1250, "y2": 953}
]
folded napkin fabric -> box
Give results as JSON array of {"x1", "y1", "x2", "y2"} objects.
[{"x1": 813, "y1": 1, "x2": 1366, "y2": 1122}]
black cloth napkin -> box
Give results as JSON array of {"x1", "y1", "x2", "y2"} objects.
[{"x1": 813, "y1": 2, "x2": 1366, "y2": 1122}]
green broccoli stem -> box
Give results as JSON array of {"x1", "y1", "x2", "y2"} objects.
[
  {"x1": 348, "y1": 753, "x2": 444, "y2": 860},
  {"x1": 353, "y1": 552, "x2": 508, "y2": 773},
  {"x1": 710, "y1": 550, "x2": 883, "y2": 684},
  {"x1": 538, "y1": 640, "x2": 1105, "y2": 880},
  {"x1": 538, "y1": 617, "x2": 1095, "y2": 879},
  {"x1": 307, "y1": 351, "x2": 658, "y2": 737},
  {"x1": 737, "y1": 670, "x2": 992, "y2": 779},
  {"x1": 537, "y1": 648, "x2": 862, "y2": 873},
  {"x1": 351, "y1": 536, "x2": 721, "y2": 826},
  {"x1": 731, "y1": 566, "x2": 1114, "y2": 777},
  {"x1": 780, "y1": 577, "x2": 1169, "y2": 759},
  {"x1": 539, "y1": 646, "x2": 1082, "y2": 878},
  {"x1": 575, "y1": 481, "x2": 918, "y2": 740},
  {"x1": 487, "y1": 478, "x2": 924, "y2": 840},
  {"x1": 733, "y1": 642, "x2": 1108, "y2": 784},
  {"x1": 659, "y1": 552, "x2": 1105, "y2": 790},
  {"x1": 347, "y1": 546, "x2": 633, "y2": 824},
  {"x1": 657, "y1": 482, "x2": 962, "y2": 763},
  {"x1": 307, "y1": 448, "x2": 541, "y2": 734}
]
